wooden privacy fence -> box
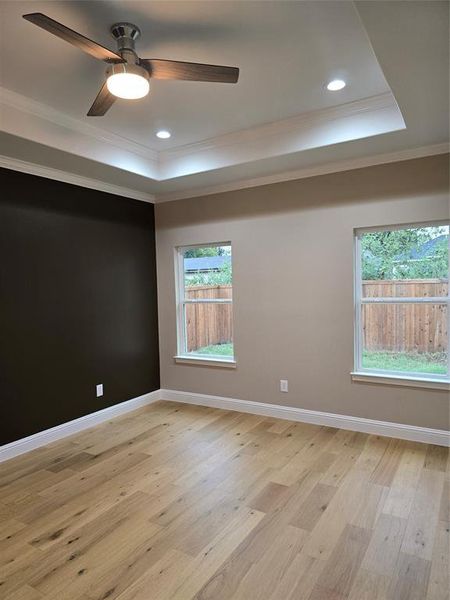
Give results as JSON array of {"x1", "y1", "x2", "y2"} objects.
[
  {"x1": 186, "y1": 280, "x2": 448, "y2": 354},
  {"x1": 362, "y1": 279, "x2": 448, "y2": 354},
  {"x1": 186, "y1": 285, "x2": 233, "y2": 352}
]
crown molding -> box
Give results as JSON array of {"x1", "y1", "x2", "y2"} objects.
[
  {"x1": 161, "y1": 92, "x2": 396, "y2": 160},
  {"x1": 0, "y1": 87, "x2": 159, "y2": 180},
  {"x1": 0, "y1": 87, "x2": 158, "y2": 163},
  {"x1": 4, "y1": 143, "x2": 446, "y2": 206},
  {"x1": 157, "y1": 91, "x2": 405, "y2": 179},
  {"x1": 1, "y1": 85, "x2": 406, "y2": 183},
  {"x1": 2, "y1": 87, "x2": 395, "y2": 166},
  {"x1": 0, "y1": 155, "x2": 155, "y2": 203},
  {"x1": 155, "y1": 143, "x2": 450, "y2": 202}
]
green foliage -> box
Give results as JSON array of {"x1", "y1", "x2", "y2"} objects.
[
  {"x1": 184, "y1": 246, "x2": 229, "y2": 258},
  {"x1": 186, "y1": 262, "x2": 232, "y2": 286},
  {"x1": 361, "y1": 226, "x2": 448, "y2": 280}
]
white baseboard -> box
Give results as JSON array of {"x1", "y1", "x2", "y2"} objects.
[
  {"x1": 2, "y1": 387, "x2": 448, "y2": 462},
  {"x1": 160, "y1": 389, "x2": 450, "y2": 447},
  {"x1": 0, "y1": 390, "x2": 161, "y2": 463}
]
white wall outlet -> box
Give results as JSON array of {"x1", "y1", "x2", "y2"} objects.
[
  {"x1": 96, "y1": 383, "x2": 103, "y2": 397},
  {"x1": 280, "y1": 379, "x2": 288, "y2": 393}
]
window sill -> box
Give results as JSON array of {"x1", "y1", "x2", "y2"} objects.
[
  {"x1": 351, "y1": 371, "x2": 449, "y2": 391},
  {"x1": 174, "y1": 355, "x2": 237, "y2": 368}
]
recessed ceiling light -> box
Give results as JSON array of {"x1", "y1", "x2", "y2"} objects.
[
  {"x1": 326, "y1": 79, "x2": 346, "y2": 91},
  {"x1": 156, "y1": 130, "x2": 171, "y2": 139}
]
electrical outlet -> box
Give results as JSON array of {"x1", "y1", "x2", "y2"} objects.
[
  {"x1": 280, "y1": 379, "x2": 288, "y2": 393},
  {"x1": 96, "y1": 383, "x2": 103, "y2": 397}
]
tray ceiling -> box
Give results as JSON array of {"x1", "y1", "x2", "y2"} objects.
[{"x1": 0, "y1": 1, "x2": 448, "y2": 200}]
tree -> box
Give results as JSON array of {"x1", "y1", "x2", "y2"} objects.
[
  {"x1": 184, "y1": 247, "x2": 218, "y2": 258},
  {"x1": 183, "y1": 246, "x2": 230, "y2": 258},
  {"x1": 361, "y1": 226, "x2": 448, "y2": 280},
  {"x1": 187, "y1": 262, "x2": 232, "y2": 286}
]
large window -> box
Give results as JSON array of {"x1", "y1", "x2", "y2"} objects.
[
  {"x1": 354, "y1": 222, "x2": 449, "y2": 382},
  {"x1": 175, "y1": 243, "x2": 234, "y2": 363}
]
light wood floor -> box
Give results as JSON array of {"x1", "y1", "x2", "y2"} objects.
[{"x1": 0, "y1": 401, "x2": 448, "y2": 600}]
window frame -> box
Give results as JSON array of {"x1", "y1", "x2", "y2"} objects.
[
  {"x1": 353, "y1": 220, "x2": 450, "y2": 387},
  {"x1": 174, "y1": 242, "x2": 236, "y2": 367}
]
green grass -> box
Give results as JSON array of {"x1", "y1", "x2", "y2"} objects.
[
  {"x1": 194, "y1": 342, "x2": 234, "y2": 357},
  {"x1": 362, "y1": 351, "x2": 447, "y2": 375},
  {"x1": 193, "y1": 343, "x2": 447, "y2": 375}
]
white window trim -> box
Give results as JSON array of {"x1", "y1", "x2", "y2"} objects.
[
  {"x1": 353, "y1": 221, "x2": 450, "y2": 387},
  {"x1": 174, "y1": 242, "x2": 235, "y2": 367},
  {"x1": 174, "y1": 355, "x2": 236, "y2": 368},
  {"x1": 351, "y1": 372, "x2": 449, "y2": 390}
]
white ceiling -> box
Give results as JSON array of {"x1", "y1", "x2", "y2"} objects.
[
  {"x1": 0, "y1": 1, "x2": 448, "y2": 201},
  {"x1": 0, "y1": 0, "x2": 391, "y2": 148}
]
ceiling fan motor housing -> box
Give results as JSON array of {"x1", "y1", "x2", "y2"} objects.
[
  {"x1": 108, "y1": 22, "x2": 148, "y2": 86},
  {"x1": 111, "y1": 22, "x2": 141, "y2": 56}
]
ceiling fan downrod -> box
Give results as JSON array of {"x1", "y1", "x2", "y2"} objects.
[{"x1": 110, "y1": 22, "x2": 141, "y2": 60}]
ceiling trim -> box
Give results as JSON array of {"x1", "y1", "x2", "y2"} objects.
[
  {"x1": 1, "y1": 88, "x2": 395, "y2": 166},
  {"x1": 1, "y1": 143, "x2": 446, "y2": 205},
  {"x1": 1, "y1": 86, "x2": 405, "y2": 183},
  {"x1": 155, "y1": 143, "x2": 449, "y2": 202},
  {"x1": 0, "y1": 87, "x2": 159, "y2": 181},
  {"x1": 0, "y1": 155, "x2": 155, "y2": 203},
  {"x1": 0, "y1": 87, "x2": 158, "y2": 163},
  {"x1": 161, "y1": 92, "x2": 396, "y2": 160},
  {"x1": 158, "y1": 92, "x2": 405, "y2": 179}
]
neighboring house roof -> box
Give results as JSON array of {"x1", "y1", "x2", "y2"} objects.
[
  {"x1": 405, "y1": 235, "x2": 447, "y2": 260},
  {"x1": 185, "y1": 256, "x2": 231, "y2": 272},
  {"x1": 392, "y1": 234, "x2": 448, "y2": 263},
  {"x1": 362, "y1": 235, "x2": 448, "y2": 273}
]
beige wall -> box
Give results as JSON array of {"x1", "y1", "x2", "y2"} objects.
[{"x1": 155, "y1": 155, "x2": 450, "y2": 430}]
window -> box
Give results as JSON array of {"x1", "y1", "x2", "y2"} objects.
[
  {"x1": 354, "y1": 222, "x2": 449, "y2": 385},
  {"x1": 175, "y1": 243, "x2": 234, "y2": 365}
]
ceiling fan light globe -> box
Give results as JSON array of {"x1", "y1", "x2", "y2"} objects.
[
  {"x1": 106, "y1": 63, "x2": 150, "y2": 99},
  {"x1": 107, "y1": 72, "x2": 149, "y2": 99}
]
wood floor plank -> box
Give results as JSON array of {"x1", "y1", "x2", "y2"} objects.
[
  {"x1": 426, "y1": 519, "x2": 450, "y2": 600},
  {"x1": 0, "y1": 401, "x2": 446, "y2": 600},
  {"x1": 424, "y1": 445, "x2": 449, "y2": 473},
  {"x1": 387, "y1": 552, "x2": 431, "y2": 600},
  {"x1": 347, "y1": 568, "x2": 390, "y2": 600},
  {"x1": 370, "y1": 438, "x2": 405, "y2": 487},
  {"x1": 361, "y1": 513, "x2": 407, "y2": 577},
  {"x1": 232, "y1": 524, "x2": 308, "y2": 599},
  {"x1": 289, "y1": 482, "x2": 337, "y2": 530},
  {"x1": 269, "y1": 552, "x2": 318, "y2": 599},
  {"x1": 315, "y1": 524, "x2": 372, "y2": 597},
  {"x1": 112, "y1": 549, "x2": 192, "y2": 600},
  {"x1": 438, "y1": 479, "x2": 449, "y2": 522},
  {"x1": 247, "y1": 481, "x2": 290, "y2": 513},
  {"x1": 3, "y1": 584, "x2": 44, "y2": 600},
  {"x1": 382, "y1": 441, "x2": 427, "y2": 519},
  {"x1": 32, "y1": 500, "x2": 163, "y2": 599},
  {"x1": 320, "y1": 444, "x2": 362, "y2": 487},
  {"x1": 401, "y1": 468, "x2": 444, "y2": 560},
  {"x1": 169, "y1": 507, "x2": 264, "y2": 600}
]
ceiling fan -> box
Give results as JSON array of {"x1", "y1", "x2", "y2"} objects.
[{"x1": 22, "y1": 13, "x2": 240, "y2": 117}]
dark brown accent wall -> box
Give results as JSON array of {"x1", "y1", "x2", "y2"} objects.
[{"x1": 0, "y1": 168, "x2": 160, "y2": 445}]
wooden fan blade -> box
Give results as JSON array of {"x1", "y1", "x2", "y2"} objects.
[
  {"x1": 23, "y1": 13, "x2": 123, "y2": 62},
  {"x1": 140, "y1": 59, "x2": 239, "y2": 83},
  {"x1": 87, "y1": 82, "x2": 116, "y2": 116}
]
